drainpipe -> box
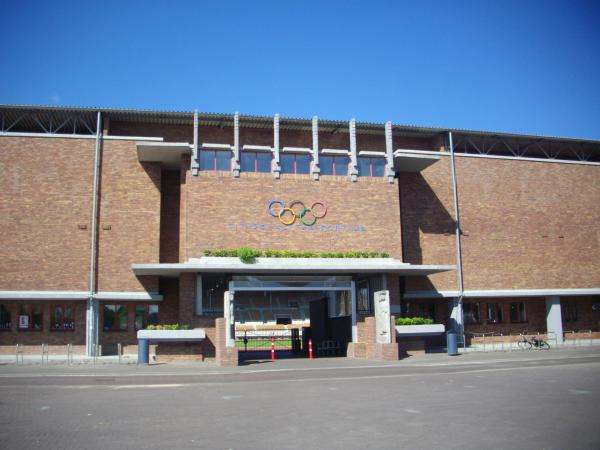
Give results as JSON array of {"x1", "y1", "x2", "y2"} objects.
[
  {"x1": 448, "y1": 131, "x2": 465, "y2": 342},
  {"x1": 86, "y1": 111, "x2": 102, "y2": 356}
]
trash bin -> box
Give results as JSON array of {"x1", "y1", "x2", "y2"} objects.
[
  {"x1": 447, "y1": 330, "x2": 458, "y2": 356},
  {"x1": 138, "y1": 338, "x2": 149, "y2": 364}
]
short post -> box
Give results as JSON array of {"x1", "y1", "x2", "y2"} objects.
[
  {"x1": 41, "y1": 343, "x2": 49, "y2": 364},
  {"x1": 117, "y1": 343, "x2": 122, "y2": 364},
  {"x1": 66, "y1": 344, "x2": 73, "y2": 364},
  {"x1": 309, "y1": 339, "x2": 313, "y2": 360},
  {"x1": 16, "y1": 344, "x2": 24, "y2": 364},
  {"x1": 138, "y1": 339, "x2": 149, "y2": 364},
  {"x1": 271, "y1": 337, "x2": 275, "y2": 361}
]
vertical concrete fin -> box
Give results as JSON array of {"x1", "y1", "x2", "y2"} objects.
[
  {"x1": 191, "y1": 110, "x2": 199, "y2": 176},
  {"x1": 385, "y1": 121, "x2": 395, "y2": 183},
  {"x1": 311, "y1": 115, "x2": 320, "y2": 180},
  {"x1": 546, "y1": 296, "x2": 564, "y2": 344},
  {"x1": 349, "y1": 118, "x2": 358, "y2": 182},
  {"x1": 233, "y1": 112, "x2": 240, "y2": 177},
  {"x1": 273, "y1": 113, "x2": 281, "y2": 178}
]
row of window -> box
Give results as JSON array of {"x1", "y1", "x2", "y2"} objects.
[
  {"x1": 0, "y1": 304, "x2": 159, "y2": 331},
  {"x1": 463, "y1": 302, "x2": 527, "y2": 324},
  {"x1": 200, "y1": 150, "x2": 387, "y2": 177}
]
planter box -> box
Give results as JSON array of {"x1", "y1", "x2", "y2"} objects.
[
  {"x1": 136, "y1": 329, "x2": 206, "y2": 342},
  {"x1": 395, "y1": 324, "x2": 445, "y2": 337}
]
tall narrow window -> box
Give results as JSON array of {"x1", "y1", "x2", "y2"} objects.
[
  {"x1": 51, "y1": 304, "x2": 75, "y2": 331},
  {"x1": 562, "y1": 301, "x2": 578, "y2": 322},
  {"x1": 509, "y1": 302, "x2": 527, "y2": 323},
  {"x1": 464, "y1": 302, "x2": 480, "y2": 324},
  {"x1": 487, "y1": 303, "x2": 503, "y2": 324},
  {"x1": 18, "y1": 304, "x2": 43, "y2": 331},
  {"x1": 103, "y1": 304, "x2": 128, "y2": 331},
  {"x1": 358, "y1": 156, "x2": 385, "y2": 177},
  {"x1": 0, "y1": 305, "x2": 12, "y2": 330}
]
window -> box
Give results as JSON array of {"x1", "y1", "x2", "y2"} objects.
[
  {"x1": 328, "y1": 291, "x2": 351, "y2": 318},
  {"x1": 280, "y1": 153, "x2": 311, "y2": 174},
  {"x1": 0, "y1": 305, "x2": 11, "y2": 330},
  {"x1": 358, "y1": 156, "x2": 385, "y2": 177},
  {"x1": 275, "y1": 315, "x2": 292, "y2": 325},
  {"x1": 509, "y1": 302, "x2": 527, "y2": 323},
  {"x1": 18, "y1": 304, "x2": 43, "y2": 331},
  {"x1": 51, "y1": 304, "x2": 75, "y2": 331},
  {"x1": 402, "y1": 301, "x2": 436, "y2": 321},
  {"x1": 463, "y1": 302, "x2": 480, "y2": 324},
  {"x1": 201, "y1": 274, "x2": 228, "y2": 315},
  {"x1": 320, "y1": 155, "x2": 349, "y2": 176},
  {"x1": 562, "y1": 302, "x2": 578, "y2": 322},
  {"x1": 199, "y1": 149, "x2": 231, "y2": 171},
  {"x1": 103, "y1": 304, "x2": 127, "y2": 331},
  {"x1": 135, "y1": 305, "x2": 159, "y2": 330},
  {"x1": 356, "y1": 280, "x2": 370, "y2": 314},
  {"x1": 241, "y1": 151, "x2": 272, "y2": 173},
  {"x1": 487, "y1": 303, "x2": 504, "y2": 324}
]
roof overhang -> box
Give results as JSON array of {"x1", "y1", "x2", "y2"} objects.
[
  {"x1": 136, "y1": 141, "x2": 191, "y2": 168},
  {"x1": 394, "y1": 149, "x2": 441, "y2": 172},
  {"x1": 132, "y1": 257, "x2": 455, "y2": 277},
  {"x1": 403, "y1": 288, "x2": 600, "y2": 299}
]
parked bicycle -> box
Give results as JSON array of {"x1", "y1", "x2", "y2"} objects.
[{"x1": 517, "y1": 335, "x2": 550, "y2": 350}]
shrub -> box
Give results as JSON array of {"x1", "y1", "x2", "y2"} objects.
[
  {"x1": 145, "y1": 324, "x2": 191, "y2": 330},
  {"x1": 395, "y1": 317, "x2": 434, "y2": 326},
  {"x1": 202, "y1": 248, "x2": 392, "y2": 262},
  {"x1": 238, "y1": 246, "x2": 260, "y2": 263}
]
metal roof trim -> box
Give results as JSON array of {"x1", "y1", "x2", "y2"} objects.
[{"x1": 1, "y1": 104, "x2": 599, "y2": 145}]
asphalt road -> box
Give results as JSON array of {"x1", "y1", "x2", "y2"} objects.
[{"x1": 0, "y1": 348, "x2": 599, "y2": 449}]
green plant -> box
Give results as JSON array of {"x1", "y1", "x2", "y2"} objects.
[
  {"x1": 202, "y1": 248, "x2": 392, "y2": 262},
  {"x1": 145, "y1": 324, "x2": 191, "y2": 330},
  {"x1": 395, "y1": 317, "x2": 434, "y2": 326},
  {"x1": 238, "y1": 246, "x2": 260, "y2": 263}
]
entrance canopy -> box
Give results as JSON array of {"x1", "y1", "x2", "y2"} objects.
[
  {"x1": 230, "y1": 275, "x2": 352, "y2": 292},
  {"x1": 132, "y1": 257, "x2": 455, "y2": 277}
]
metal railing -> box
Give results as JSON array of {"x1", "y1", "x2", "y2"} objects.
[{"x1": 460, "y1": 329, "x2": 598, "y2": 353}]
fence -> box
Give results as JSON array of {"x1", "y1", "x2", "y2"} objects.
[
  {"x1": 10, "y1": 343, "x2": 128, "y2": 364},
  {"x1": 235, "y1": 328, "x2": 302, "y2": 353},
  {"x1": 460, "y1": 329, "x2": 596, "y2": 353}
]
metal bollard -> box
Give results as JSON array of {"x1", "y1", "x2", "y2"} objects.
[
  {"x1": 66, "y1": 344, "x2": 73, "y2": 364},
  {"x1": 41, "y1": 343, "x2": 49, "y2": 364},
  {"x1": 16, "y1": 344, "x2": 24, "y2": 364},
  {"x1": 117, "y1": 343, "x2": 122, "y2": 364}
]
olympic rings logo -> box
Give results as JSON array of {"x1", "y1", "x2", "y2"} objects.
[{"x1": 266, "y1": 199, "x2": 328, "y2": 226}]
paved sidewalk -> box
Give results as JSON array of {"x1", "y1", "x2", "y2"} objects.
[{"x1": 1, "y1": 346, "x2": 598, "y2": 378}]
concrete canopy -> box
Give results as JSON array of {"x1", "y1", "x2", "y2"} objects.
[
  {"x1": 132, "y1": 257, "x2": 455, "y2": 277},
  {"x1": 136, "y1": 141, "x2": 191, "y2": 168},
  {"x1": 393, "y1": 150, "x2": 441, "y2": 172}
]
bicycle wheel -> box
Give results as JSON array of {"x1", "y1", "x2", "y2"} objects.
[
  {"x1": 539, "y1": 340, "x2": 550, "y2": 350},
  {"x1": 518, "y1": 340, "x2": 532, "y2": 350}
]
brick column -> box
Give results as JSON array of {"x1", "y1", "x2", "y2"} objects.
[{"x1": 215, "y1": 317, "x2": 238, "y2": 367}]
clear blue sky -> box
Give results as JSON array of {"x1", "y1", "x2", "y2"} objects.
[{"x1": 1, "y1": 0, "x2": 599, "y2": 139}]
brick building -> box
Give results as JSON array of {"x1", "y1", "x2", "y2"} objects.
[{"x1": 0, "y1": 105, "x2": 599, "y2": 364}]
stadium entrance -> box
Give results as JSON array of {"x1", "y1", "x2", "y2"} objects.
[{"x1": 227, "y1": 276, "x2": 355, "y2": 361}]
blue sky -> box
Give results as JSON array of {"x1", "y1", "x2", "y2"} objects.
[{"x1": 1, "y1": 0, "x2": 599, "y2": 139}]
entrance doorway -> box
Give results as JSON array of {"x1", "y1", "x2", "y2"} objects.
[{"x1": 229, "y1": 276, "x2": 356, "y2": 361}]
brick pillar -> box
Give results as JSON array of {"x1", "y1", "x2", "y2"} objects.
[
  {"x1": 179, "y1": 273, "x2": 195, "y2": 325},
  {"x1": 215, "y1": 317, "x2": 238, "y2": 367},
  {"x1": 348, "y1": 315, "x2": 400, "y2": 361}
]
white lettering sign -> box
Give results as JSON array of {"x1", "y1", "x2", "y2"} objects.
[{"x1": 19, "y1": 315, "x2": 29, "y2": 329}]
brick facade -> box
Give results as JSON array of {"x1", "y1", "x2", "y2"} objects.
[{"x1": 1, "y1": 107, "x2": 599, "y2": 361}]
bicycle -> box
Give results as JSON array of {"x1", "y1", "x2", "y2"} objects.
[{"x1": 517, "y1": 335, "x2": 550, "y2": 350}]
